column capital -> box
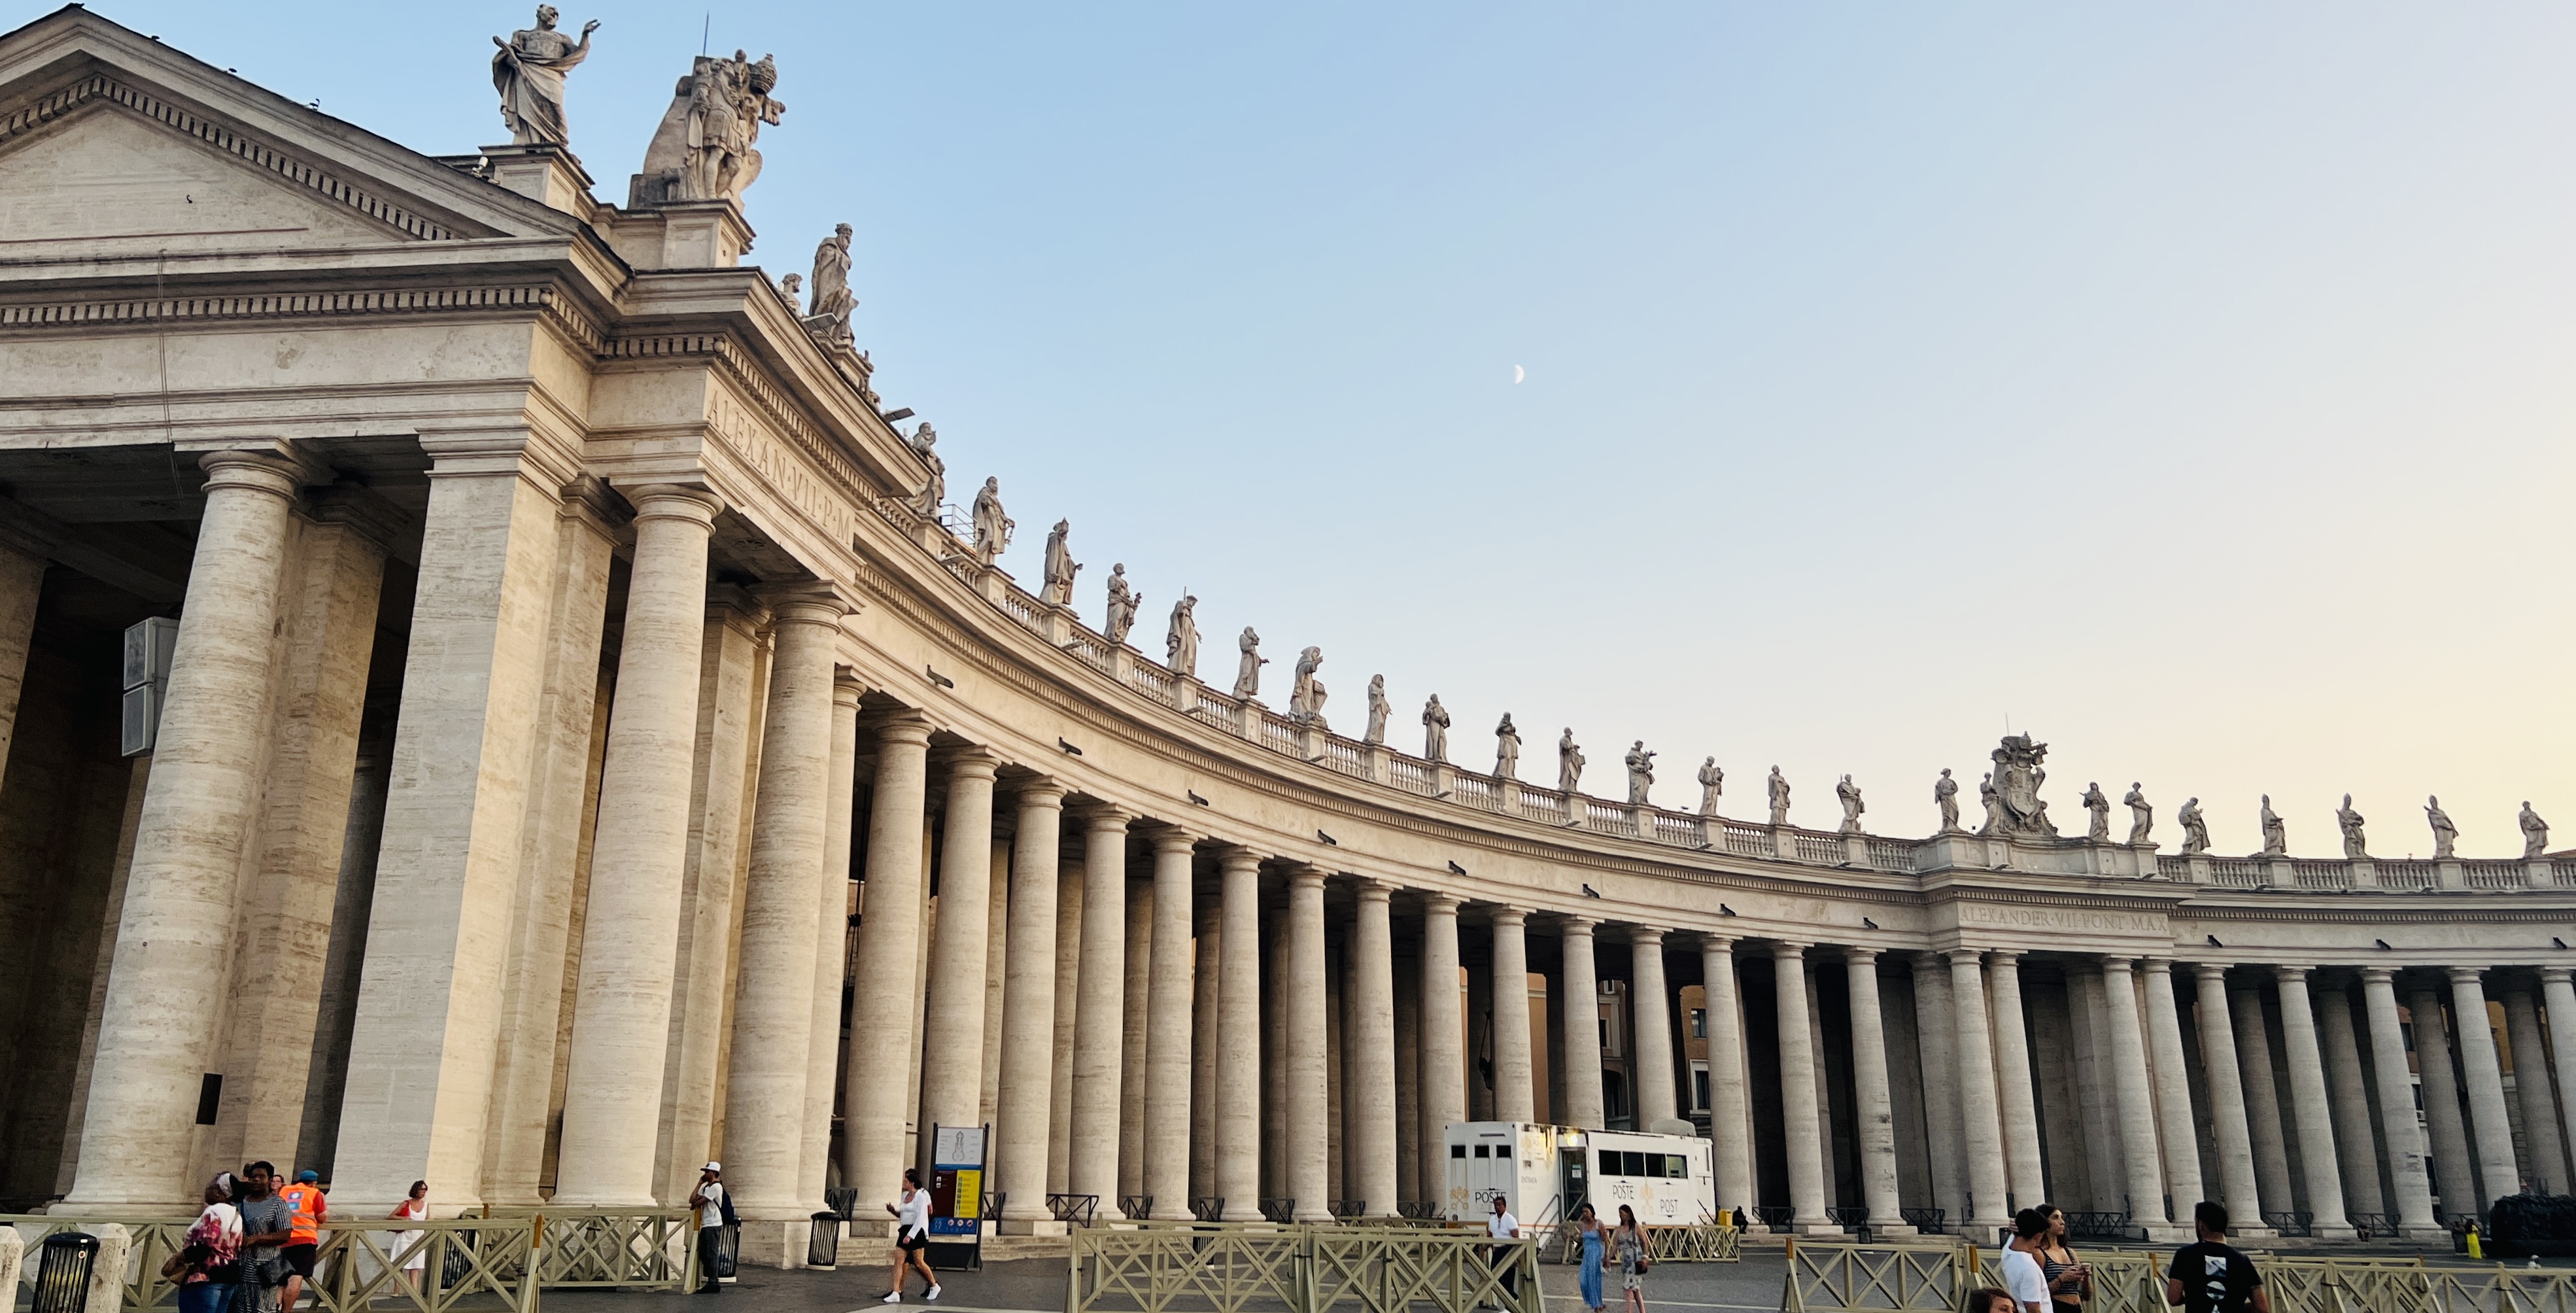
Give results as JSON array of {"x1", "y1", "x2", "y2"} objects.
[
  {"x1": 1944, "y1": 947, "x2": 1982, "y2": 968},
  {"x1": 1909, "y1": 949, "x2": 1945, "y2": 972},
  {"x1": 1421, "y1": 892, "x2": 1463, "y2": 915},
  {"x1": 1698, "y1": 932, "x2": 1736, "y2": 953},
  {"x1": 2137, "y1": 956, "x2": 2176, "y2": 977},
  {"x1": 2447, "y1": 965, "x2": 2488, "y2": 987},
  {"x1": 1628, "y1": 924, "x2": 1666, "y2": 948},
  {"x1": 874, "y1": 710, "x2": 934, "y2": 750},
  {"x1": 623, "y1": 481, "x2": 726, "y2": 525},
  {"x1": 1552, "y1": 912, "x2": 1594, "y2": 936},
  {"x1": 2193, "y1": 961, "x2": 2235, "y2": 983},
  {"x1": 757, "y1": 584, "x2": 861, "y2": 628},
  {"x1": 2099, "y1": 954, "x2": 2137, "y2": 976},
  {"x1": 2275, "y1": 964, "x2": 2314, "y2": 984},
  {"x1": 1488, "y1": 904, "x2": 1528, "y2": 927},
  {"x1": 831, "y1": 678, "x2": 868, "y2": 712},
  {"x1": 2543, "y1": 966, "x2": 2575, "y2": 986},
  {"x1": 1216, "y1": 845, "x2": 1265, "y2": 875},
  {"x1": 1773, "y1": 939, "x2": 1811, "y2": 960},
  {"x1": 1355, "y1": 880, "x2": 1396, "y2": 906},
  {"x1": 198, "y1": 448, "x2": 305, "y2": 502},
  {"x1": 1985, "y1": 949, "x2": 2023, "y2": 967},
  {"x1": 2359, "y1": 966, "x2": 2400, "y2": 985},
  {"x1": 1287, "y1": 865, "x2": 1328, "y2": 891},
  {"x1": 1842, "y1": 947, "x2": 1878, "y2": 967},
  {"x1": 1014, "y1": 777, "x2": 1068, "y2": 809},
  {"x1": 940, "y1": 747, "x2": 1003, "y2": 782},
  {"x1": 1080, "y1": 802, "x2": 1137, "y2": 832},
  {"x1": 1147, "y1": 826, "x2": 1201, "y2": 855}
]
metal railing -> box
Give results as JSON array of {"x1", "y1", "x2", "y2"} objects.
[
  {"x1": 1068, "y1": 1223, "x2": 1542, "y2": 1313},
  {"x1": 2263, "y1": 1210, "x2": 2314, "y2": 1238},
  {"x1": 534, "y1": 1208, "x2": 692, "y2": 1289},
  {"x1": 1781, "y1": 1236, "x2": 1972, "y2": 1313},
  {"x1": 1898, "y1": 1208, "x2": 1946, "y2": 1235},
  {"x1": 1052, "y1": 1193, "x2": 1101, "y2": 1226},
  {"x1": 1122, "y1": 1195, "x2": 1156, "y2": 1223}
]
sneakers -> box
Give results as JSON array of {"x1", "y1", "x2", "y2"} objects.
[
  {"x1": 881, "y1": 1293, "x2": 902, "y2": 1304},
  {"x1": 927, "y1": 1286, "x2": 942, "y2": 1302}
]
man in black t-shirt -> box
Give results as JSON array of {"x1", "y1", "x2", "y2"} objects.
[{"x1": 2165, "y1": 1202, "x2": 2270, "y2": 1313}]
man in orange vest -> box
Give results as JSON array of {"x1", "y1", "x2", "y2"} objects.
[{"x1": 279, "y1": 1170, "x2": 328, "y2": 1310}]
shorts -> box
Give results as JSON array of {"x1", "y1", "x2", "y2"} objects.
[
  {"x1": 281, "y1": 1245, "x2": 318, "y2": 1279},
  {"x1": 897, "y1": 1233, "x2": 929, "y2": 1253},
  {"x1": 1623, "y1": 1273, "x2": 1645, "y2": 1292}
]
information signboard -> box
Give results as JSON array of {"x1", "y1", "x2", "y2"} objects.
[{"x1": 927, "y1": 1123, "x2": 986, "y2": 1270}]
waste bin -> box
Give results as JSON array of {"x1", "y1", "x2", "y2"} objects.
[
  {"x1": 32, "y1": 1233, "x2": 99, "y2": 1313},
  {"x1": 808, "y1": 1213, "x2": 842, "y2": 1269}
]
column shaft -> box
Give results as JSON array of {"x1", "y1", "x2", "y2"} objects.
[
  {"x1": 1490, "y1": 910, "x2": 1534, "y2": 1121},
  {"x1": 801, "y1": 680, "x2": 863, "y2": 1200},
  {"x1": 2229, "y1": 985, "x2": 2297, "y2": 1214},
  {"x1": 1144, "y1": 832, "x2": 1197, "y2": 1219},
  {"x1": 2450, "y1": 968, "x2": 2522, "y2": 1210},
  {"x1": 2411, "y1": 986, "x2": 2478, "y2": 1218},
  {"x1": 2097, "y1": 958, "x2": 2167, "y2": 1224},
  {"x1": 1286, "y1": 868, "x2": 1331, "y2": 1221},
  {"x1": 2274, "y1": 967, "x2": 2356, "y2": 1238},
  {"x1": 1352, "y1": 883, "x2": 1399, "y2": 1217},
  {"x1": 916, "y1": 751, "x2": 1003, "y2": 1180},
  {"x1": 1047, "y1": 861, "x2": 1084, "y2": 1194},
  {"x1": 1910, "y1": 954, "x2": 1966, "y2": 1229},
  {"x1": 2504, "y1": 990, "x2": 2566, "y2": 1193},
  {"x1": 1190, "y1": 905, "x2": 1221, "y2": 1205},
  {"x1": 2140, "y1": 960, "x2": 2205, "y2": 1224},
  {"x1": 992, "y1": 782, "x2": 1066, "y2": 1219},
  {"x1": 1987, "y1": 952, "x2": 2046, "y2": 1210},
  {"x1": 1068, "y1": 810, "x2": 1134, "y2": 1215},
  {"x1": 1394, "y1": 951, "x2": 1423, "y2": 1205},
  {"x1": 2315, "y1": 984, "x2": 2387, "y2": 1219},
  {"x1": 836, "y1": 715, "x2": 935, "y2": 1210},
  {"x1": 2191, "y1": 967, "x2": 2267, "y2": 1232},
  {"x1": 0, "y1": 531, "x2": 42, "y2": 791},
  {"x1": 1632, "y1": 928, "x2": 1677, "y2": 1129},
  {"x1": 1948, "y1": 951, "x2": 2010, "y2": 1231},
  {"x1": 1560, "y1": 920, "x2": 1605, "y2": 1130},
  {"x1": 1702, "y1": 937, "x2": 1754, "y2": 1212},
  {"x1": 1844, "y1": 951, "x2": 1906, "y2": 1231},
  {"x1": 2359, "y1": 970, "x2": 2442, "y2": 1236},
  {"x1": 1214, "y1": 850, "x2": 1263, "y2": 1221},
  {"x1": 1420, "y1": 896, "x2": 1466, "y2": 1214},
  {"x1": 2543, "y1": 971, "x2": 2576, "y2": 1204},
  {"x1": 1774, "y1": 942, "x2": 1830, "y2": 1229},
  {"x1": 1118, "y1": 875, "x2": 1154, "y2": 1199}
]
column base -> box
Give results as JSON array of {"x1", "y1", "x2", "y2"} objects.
[
  {"x1": 1963, "y1": 1216, "x2": 2011, "y2": 1241},
  {"x1": 2140, "y1": 1224, "x2": 2195, "y2": 1244},
  {"x1": 2308, "y1": 1223, "x2": 2359, "y2": 1242},
  {"x1": 2399, "y1": 1224, "x2": 2454, "y2": 1244},
  {"x1": 733, "y1": 1217, "x2": 814, "y2": 1270},
  {"x1": 2228, "y1": 1226, "x2": 2278, "y2": 1241},
  {"x1": 999, "y1": 1219, "x2": 1067, "y2": 1237},
  {"x1": 1868, "y1": 1223, "x2": 1919, "y2": 1238},
  {"x1": 1791, "y1": 1219, "x2": 1842, "y2": 1236}
]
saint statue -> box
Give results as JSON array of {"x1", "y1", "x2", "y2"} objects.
[
  {"x1": 1102, "y1": 563, "x2": 1139, "y2": 645},
  {"x1": 1835, "y1": 774, "x2": 1864, "y2": 834},
  {"x1": 804, "y1": 223, "x2": 855, "y2": 343},
  {"x1": 2425, "y1": 796, "x2": 2458, "y2": 860},
  {"x1": 1493, "y1": 714, "x2": 1520, "y2": 779},
  {"x1": 1039, "y1": 519, "x2": 1082, "y2": 606},
  {"x1": 2522, "y1": 802, "x2": 2551, "y2": 859},
  {"x1": 970, "y1": 477, "x2": 1012, "y2": 564},
  {"x1": 1624, "y1": 742, "x2": 1657, "y2": 807},
  {"x1": 1165, "y1": 593, "x2": 1198, "y2": 676},
  {"x1": 1767, "y1": 766, "x2": 1791, "y2": 827},
  {"x1": 1986, "y1": 734, "x2": 2057, "y2": 839},
  {"x1": 778, "y1": 272, "x2": 802, "y2": 307},
  {"x1": 1697, "y1": 758, "x2": 1723, "y2": 816},
  {"x1": 2124, "y1": 782, "x2": 2152, "y2": 845},
  {"x1": 632, "y1": 49, "x2": 783, "y2": 205},
  {"x1": 1364, "y1": 675, "x2": 1389, "y2": 745},
  {"x1": 492, "y1": 7, "x2": 600, "y2": 147},
  {"x1": 1291, "y1": 647, "x2": 1326, "y2": 722},
  {"x1": 1934, "y1": 769, "x2": 1961, "y2": 832},
  {"x1": 1977, "y1": 773, "x2": 2003, "y2": 834},
  {"x1": 2081, "y1": 782, "x2": 2111, "y2": 843},
  {"x1": 2178, "y1": 797, "x2": 2210, "y2": 854},
  {"x1": 1422, "y1": 695, "x2": 1451, "y2": 762},
  {"x1": 2258, "y1": 795, "x2": 2287, "y2": 856},
  {"x1": 2336, "y1": 794, "x2": 2367, "y2": 860},
  {"x1": 1558, "y1": 729, "x2": 1585, "y2": 794},
  {"x1": 1231, "y1": 627, "x2": 1266, "y2": 700},
  {"x1": 908, "y1": 423, "x2": 944, "y2": 517}
]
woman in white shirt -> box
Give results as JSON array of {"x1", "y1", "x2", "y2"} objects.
[{"x1": 880, "y1": 1168, "x2": 938, "y2": 1304}]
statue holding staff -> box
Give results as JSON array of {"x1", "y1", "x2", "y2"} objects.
[{"x1": 492, "y1": 6, "x2": 600, "y2": 147}]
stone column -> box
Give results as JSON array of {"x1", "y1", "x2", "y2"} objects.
[
  {"x1": 2358, "y1": 968, "x2": 2443, "y2": 1238},
  {"x1": 1214, "y1": 848, "x2": 1263, "y2": 1221},
  {"x1": 1119, "y1": 878, "x2": 1154, "y2": 1200},
  {"x1": 1844, "y1": 951, "x2": 1908, "y2": 1232},
  {"x1": 2450, "y1": 967, "x2": 2522, "y2": 1209},
  {"x1": 2504, "y1": 988, "x2": 2567, "y2": 1193},
  {"x1": 916, "y1": 749, "x2": 1003, "y2": 1183},
  {"x1": 1420, "y1": 895, "x2": 1467, "y2": 1211},
  {"x1": 67, "y1": 451, "x2": 301, "y2": 1207},
  {"x1": 1987, "y1": 952, "x2": 2046, "y2": 1212},
  {"x1": 1069, "y1": 807, "x2": 1135, "y2": 1216},
  {"x1": 1948, "y1": 950, "x2": 2010, "y2": 1233},
  {"x1": 2097, "y1": 958, "x2": 2168, "y2": 1226},
  {"x1": 2541, "y1": 970, "x2": 2576, "y2": 1202},
  {"x1": 1774, "y1": 941, "x2": 1831, "y2": 1231},
  {"x1": 2139, "y1": 960, "x2": 2205, "y2": 1226},
  {"x1": 981, "y1": 836, "x2": 1011, "y2": 1130},
  {"x1": 1350, "y1": 881, "x2": 1399, "y2": 1217},
  {"x1": 800, "y1": 678, "x2": 863, "y2": 1201},
  {"x1": 1285, "y1": 866, "x2": 1331, "y2": 1221},
  {"x1": 2229, "y1": 983, "x2": 2297, "y2": 1215},
  {"x1": 719, "y1": 596, "x2": 842, "y2": 1251},
  {"x1": 1048, "y1": 860, "x2": 1084, "y2": 1195},
  {"x1": 1632, "y1": 928, "x2": 1678, "y2": 1130},
  {"x1": 2273, "y1": 966, "x2": 2356, "y2": 1239},
  {"x1": 1559, "y1": 919, "x2": 1606, "y2": 1130},
  {"x1": 1144, "y1": 829, "x2": 1197, "y2": 1219},
  {"x1": 1910, "y1": 953, "x2": 1966, "y2": 1228},
  {"x1": 2190, "y1": 966, "x2": 2267, "y2": 1233},
  {"x1": 0, "y1": 529, "x2": 43, "y2": 791},
  {"x1": 2314, "y1": 983, "x2": 2388, "y2": 1221},
  {"x1": 1489, "y1": 909, "x2": 1534, "y2": 1122},
  {"x1": 835, "y1": 714, "x2": 935, "y2": 1210},
  {"x1": 1702, "y1": 937, "x2": 1755, "y2": 1211},
  {"x1": 2409, "y1": 984, "x2": 2478, "y2": 1219},
  {"x1": 1394, "y1": 949, "x2": 1423, "y2": 1206},
  {"x1": 992, "y1": 780, "x2": 1066, "y2": 1227},
  {"x1": 1190, "y1": 903, "x2": 1221, "y2": 1205}
]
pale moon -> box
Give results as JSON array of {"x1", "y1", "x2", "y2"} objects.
[{"x1": 1513, "y1": 364, "x2": 1524, "y2": 383}]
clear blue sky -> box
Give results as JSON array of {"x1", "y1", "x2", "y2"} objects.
[{"x1": 86, "y1": 2, "x2": 2576, "y2": 855}]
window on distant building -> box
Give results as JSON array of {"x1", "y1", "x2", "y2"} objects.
[
  {"x1": 1691, "y1": 1060, "x2": 1710, "y2": 1112},
  {"x1": 1689, "y1": 1008, "x2": 1707, "y2": 1039}
]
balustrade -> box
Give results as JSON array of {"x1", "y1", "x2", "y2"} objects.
[
  {"x1": 1867, "y1": 839, "x2": 1915, "y2": 871},
  {"x1": 2208, "y1": 859, "x2": 2264, "y2": 888},
  {"x1": 1793, "y1": 833, "x2": 1845, "y2": 866},
  {"x1": 1129, "y1": 661, "x2": 1179, "y2": 707},
  {"x1": 2292, "y1": 860, "x2": 2350, "y2": 891},
  {"x1": 2464, "y1": 860, "x2": 2524, "y2": 890},
  {"x1": 1386, "y1": 756, "x2": 1435, "y2": 795},
  {"x1": 2376, "y1": 860, "x2": 2433, "y2": 891}
]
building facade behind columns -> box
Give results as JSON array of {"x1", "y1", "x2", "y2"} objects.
[{"x1": 3, "y1": 8, "x2": 2573, "y2": 1259}]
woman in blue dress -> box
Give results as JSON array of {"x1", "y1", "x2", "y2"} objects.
[{"x1": 1574, "y1": 1203, "x2": 1607, "y2": 1313}]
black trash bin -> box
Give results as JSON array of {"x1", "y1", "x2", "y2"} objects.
[
  {"x1": 808, "y1": 1213, "x2": 842, "y2": 1269},
  {"x1": 718, "y1": 1221, "x2": 741, "y2": 1282},
  {"x1": 32, "y1": 1233, "x2": 100, "y2": 1313}
]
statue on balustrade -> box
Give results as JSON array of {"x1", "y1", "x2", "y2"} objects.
[
  {"x1": 1103, "y1": 564, "x2": 1139, "y2": 644},
  {"x1": 1835, "y1": 774, "x2": 1864, "y2": 833},
  {"x1": 2178, "y1": 797, "x2": 2210, "y2": 854},
  {"x1": 1291, "y1": 647, "x2": 1326, "y2": 722},
  {"x1": 778, "y1": 272, "x2": 801, "y2": 307},
  {"x1": 2523, "y1": 802, "x2": 2552, "y2": 859},
  {"x1": 1767, "y1": 766, "x2": 1791, "y2": 827},
  {"x1": 2421, "y1": 796, "x2": 2458, "y2": 860},
  {"x1": 1987, "y1": 734, "x2": 2057, "y2": 839},
  {"x1": 2335, "y1": 794, "x2": 2367, "y2": 859},
  {"x1": 1626, "y1": 742, "x2": 1657, "y2": 806},
  {"x1": 804, "y1": 223, "x2": 856, "y2": 344},
  {"x1": 1422, "y1": 695, "x2": 1451, "y2": 762},
  {"x1": 491, "y1": 7, "x2": 600, "y2": 148},
  {"x1": 2258, "y1": 795, "x2": 2287, "y2": 856},
  {"x1": 1232, "y1": 627, "x2": 1266, "y2": 700},
  {"x1": 2125, "y1": 782, "x2": 2152, "y2": 845},
  {"x1": 1493, "y1": 714, "x2": 1520, "y2": 779},
  {"x1": 1558, "y1": 729, "x2": 1585, "y2": 794},
  {"x1": 970, "y1": 477, "x2": 1012, "y2": 564},
  {"x1": 1364, "y1": 676, "x2": 1389, "y2": 745},
  {"x1": 1976, "y1": 772, "x2": 2003, "y2": 834},
  {"x1": 908, "y1": 423, "x2": 944, "y2": 517},
  {"x1": 1041, "y1": 519, "x2": 1081, "y2": 606},
  {"x1": 1698, "y1": 758, "x2": 1723, "y2": 816},
  {"x1": 633, "y1": 48, "x2": 783, "y2": 205},
  {"x1": 2080, "y1": 782, "x2": 2110, "y2": 843},
  {"x1": 1934, "y1": 769, "x2": 1961, "y2": 832},
  {"x1": 1165, "y1": 593, "x2": 1199, "y2": 676}
]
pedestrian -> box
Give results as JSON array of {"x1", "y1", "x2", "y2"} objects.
[
  {"x1": 2164, "y1": 1202, "x2": 2269, "y2": 1313},
  {"x1": 277, "y1": 1170, "x2": 326, "y2": 1311},
  {"x1": 2034, "y1": 1204, "x2": 2088, "y2": 1313},
  {"x1": 1998, "y1": 1209, "x2": 2052, "y2": 1313},
  {"x1": 689, "y1": 1163, "x2": 732, "y2": 1295},
  {"x1": 386, "y1": 1181, "x2": 428, "y2": 1294},
  {"x1": 1613, "y1": 1204, "x2": 1649, "y2": 1313},
  {"x1": 167, "y1": 1176, "x2": 241, "y2": 1313},
  {"x1": 1572, "y1": 1203, "x2": 1606, "y2": 1313},
  {"x1": 235, "y1": 1163, "x2": 294, "y2": 1313},
  {"x1": 880, "y1": 1167, "x2": 938, "y2": 1304},
  {"x1": 1485, "y1": 1195, "x2": 1522, "y2": 1311},
  {"x1": 1970, "y1": 1289, "x2": 2019, "y2": 1313}
]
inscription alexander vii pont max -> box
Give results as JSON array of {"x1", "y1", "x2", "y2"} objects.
[{"x1": 1958, "y1": 903, "x2": 2167, "y2": 936}]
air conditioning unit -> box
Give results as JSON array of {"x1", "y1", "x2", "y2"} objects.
[{"x1": 120, "y1": 616, "x2": 178, "y2": 757}]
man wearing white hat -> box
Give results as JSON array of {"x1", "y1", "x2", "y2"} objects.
[{"x1": 689, "y1": 1162, "x2": 733, "y2": 1293}]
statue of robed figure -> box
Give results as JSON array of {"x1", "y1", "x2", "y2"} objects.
[{"x1": 492, "y1": 7, "x2": 600, "y2": 147}]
